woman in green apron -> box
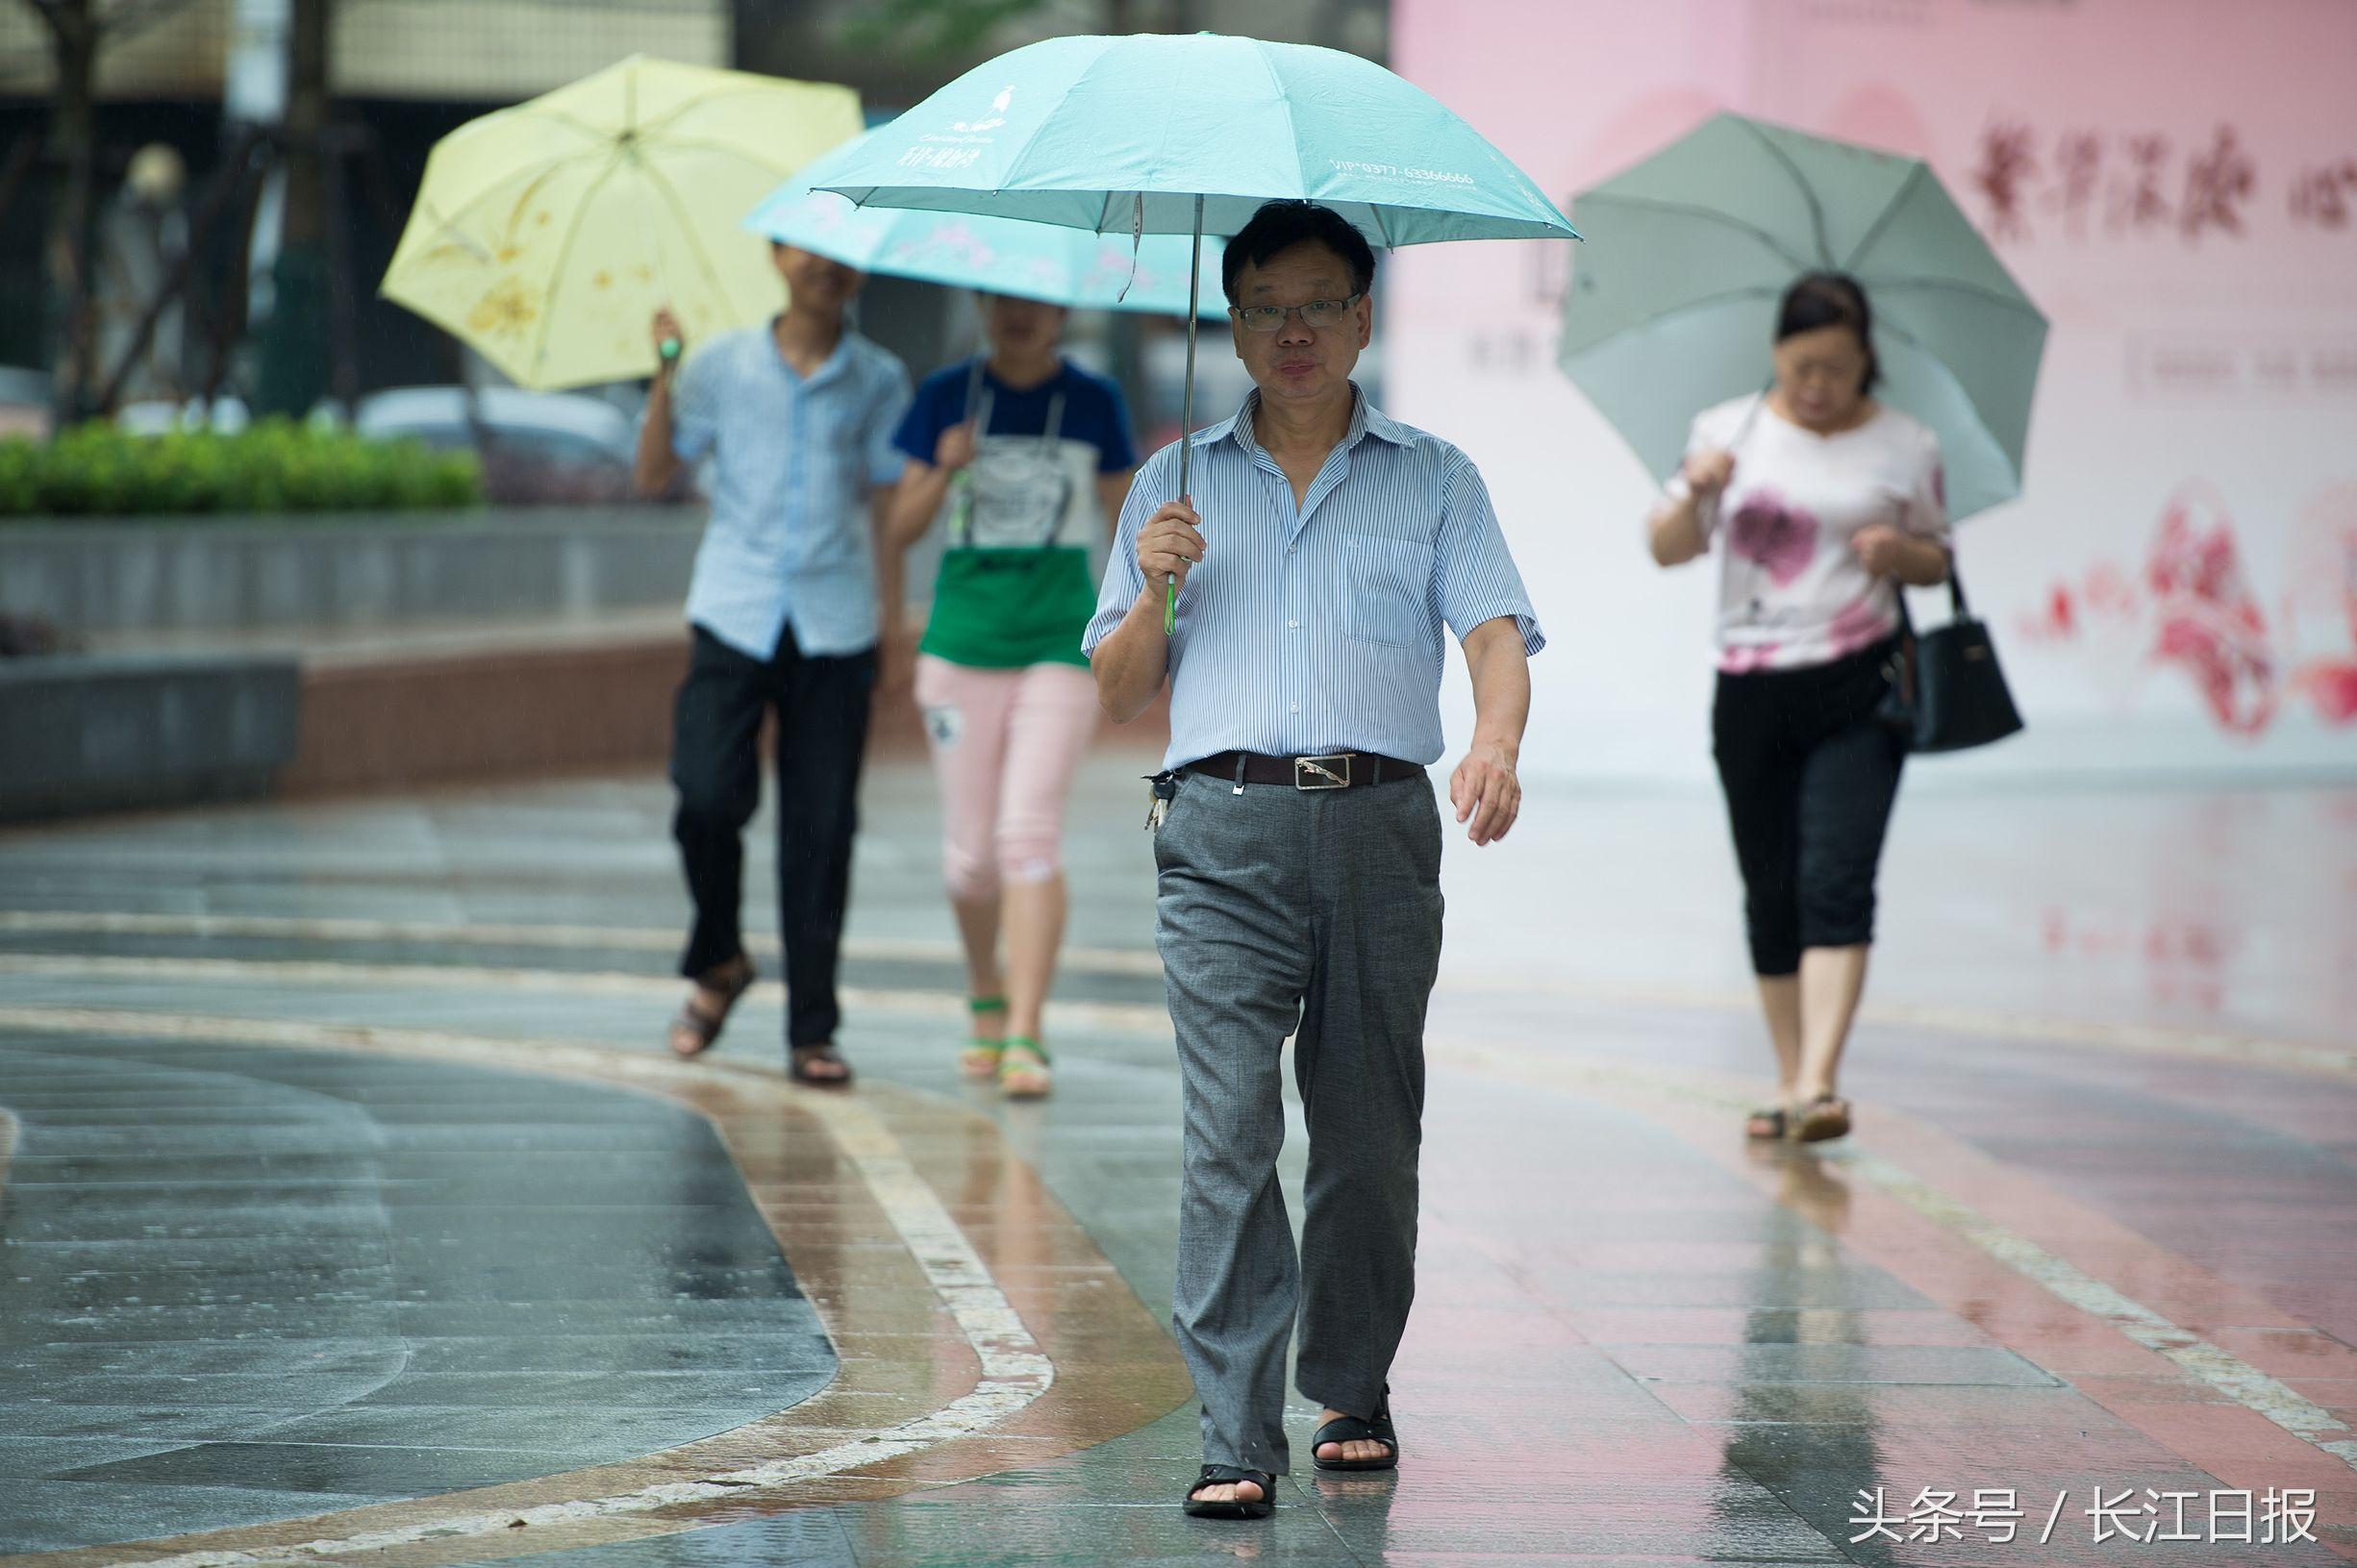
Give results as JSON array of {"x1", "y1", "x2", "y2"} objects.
[{"x1": 888, "y1": 293, "x2": 1140, "y2": 1098}]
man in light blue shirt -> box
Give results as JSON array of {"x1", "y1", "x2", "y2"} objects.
[
  {"x1": 634, "y1": 242, "x2": 912, "y2": 1088},
  {"x1": 1086, "y1": 201, "x2": 1541, "y2": 1518}
]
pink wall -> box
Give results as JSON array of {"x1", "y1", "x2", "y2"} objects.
[{"x1": 1392, "y1": 0, "x2": 2357, "y2": 779}]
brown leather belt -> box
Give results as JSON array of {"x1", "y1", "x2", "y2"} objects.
[{"x1": 1183, "y1": 750, "x2": 1424, "y2": 790}]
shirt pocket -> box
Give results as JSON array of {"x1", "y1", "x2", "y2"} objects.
[
  {"x1": 788, "y1": 404, "x2": 853, "y2": 480},
  {"x1": 1344, "y1": 534, "x2": 1437, "y2": 648}
]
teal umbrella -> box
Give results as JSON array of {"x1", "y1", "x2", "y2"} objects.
[
  {"x1": 745, "y1": 134, "x2": 1227, "y2": 317},
  {"x1": 812, "y1": 34, "x2": 1576, "y2": 243},
  {"x1": 814, "y1": 32, "x2": 1578, "y2": 629},
  {"x1": 1558, "y1": 112, "x2": 2046, "y2": 520}
]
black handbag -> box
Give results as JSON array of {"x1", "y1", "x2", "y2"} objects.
[{"x1": 1876, "y1": 568, "x2": 2024, "y2": 753}]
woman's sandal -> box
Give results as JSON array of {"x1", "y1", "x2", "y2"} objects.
[
  {"x1": 959, "y1": 995, "x2": 1008, "y2": 1079},
  {"x1": 1793, "y1": 1093, "x2": 1852, "y2": 1143},
  {"x1": 667, "y1": 955, "x2": 754, "y2": 1058},
  {"x1": 1312, "y1": 1385, "x2": 1399, "y2": 1473},
  {"x1": 997, "y1": 1036, "x2": 1052, "y2": 1101},
  {"x1": 1744, "y1": 1106, "x2": 1789, "y2": 1140},
  {"x1": 790, "y1": 1043, "x2": 855, "y2": 1090},
  {"x1": 1183, "y1": 1464, "x2": 1276, "y2": 1520}
]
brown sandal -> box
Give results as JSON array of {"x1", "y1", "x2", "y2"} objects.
[
  {"x1": 1793, "y1": 1094, "x2": 1852, "y2": 1143},
  {"x1": 668, "y1": 956, "x2": 754, "y2": 1058},
  {"x1": 790, "y1": 1042, "x2": 855, "y2": 1089},
  {"x1": 1744, "y1": 1106, "x2": 1789, "y2": 1140}
]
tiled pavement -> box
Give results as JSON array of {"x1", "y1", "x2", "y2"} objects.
[{"x1": 0, "y1": 756, "x2": 2352, "y2": 1566}]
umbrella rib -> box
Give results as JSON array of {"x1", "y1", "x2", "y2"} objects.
[
  {"x1": 519, "y1": 107, "x2": 615, "y2": 148},
  {"x1": 1152, "y1": 41, "x2": 1219, "y2": 235},
  {"x1": 1858, "y1": 274, "x2": 2048, "y2": 324},
  {"x1": 1558, "y1": 283, "x2": 1788, "y2": 359},
  {"x1": 1575, "y1": 191, "x2": 1813, "y2": 272},
  {"x1": 1821, "y1": 158, "x2": 2048, "y2": 350},
  {"x1": 638, "y1": 85, "x2": 737, "y2": 140},
  {"x1": 1876, "y1": 312, "x2": 1927, "y2": 349},
  {"x1": 1868, "y1": 313, "x2": 2022, "y2": 502},
  {"x1": 405, "y1": 149, "x2": 597, "y2": 266},
  {"x1": 387, "y1": 199, "x2": 489, "y2": 268},
  {"x1": 1870, "y1": 311, "x2": 2012, "y2": 422},
  {"x1": 637, "y1": 158, "x2": 740, "y2": 321},
  {"x1": 1736, "y1": 116, "x2": 1833, "y2": 266},
  {"x1": 524, "y1": 145, "x2": 631, "y2": 380},
  {"x1": 1842, "y1": 159, "x2": 1924, "y2": 274},
  {"x1": 1251, "y1": 37, "x2": 1313, "y2": 235},
  {"x1": 638, "y1": 85, "x2": 731, "y2": 137}
]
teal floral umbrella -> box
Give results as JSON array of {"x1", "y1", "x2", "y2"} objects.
[
  {"x1": 746, "y1": 133, "x2": 1226, "y2": 317},
  {"x1": 1558, "y1": 112, "x2": 2046, "y2": 521}
]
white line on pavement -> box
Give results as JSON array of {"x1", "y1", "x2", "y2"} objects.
[
  {"x1": 1831, "y1": 1144, "x2": 2357, "y2": 1472},
  {"x1": 0, "y1": 1006, "x2": 1056, "y2": 1568},
  {"x1": 0, "y1": 952, "x2": 1169, "y2": 1037},
  {"x1": 0, "y1": 909, "x2": 1167, "y2": 978},
  {"x1": 1447, "y1": 1042, "x2": 2357, "y2": 1479},
  {"x1": 6, "y1": 908, "x2": 2346, "y2": 1075}
]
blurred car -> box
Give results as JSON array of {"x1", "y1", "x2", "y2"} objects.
[
  {"x1": 0, "y1": 366, "x2": 51, "y2": 439},
  {"x1": 355, "y1": 386, "x2": 653, "y2": 505}
]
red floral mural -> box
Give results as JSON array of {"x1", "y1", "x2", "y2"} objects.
[{"x1": 2018, "y1": 482, "x2": 2357, "y2": 736}]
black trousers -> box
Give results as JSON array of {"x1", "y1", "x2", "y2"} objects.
[
  {"x1": 671, "y1": 623, "x2": 875, "y2": 1048},
  {"x1": 1711, "y1": 639, "x2": 1907, "y2": 977}
]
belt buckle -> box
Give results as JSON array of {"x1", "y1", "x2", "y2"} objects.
[{"x1": 1293, "y1": 753, "x2": 1352, "y2": 790}]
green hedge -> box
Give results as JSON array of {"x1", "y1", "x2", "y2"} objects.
[{"x1": 0, "y1": 422, "x2": 481, "y2": 518}]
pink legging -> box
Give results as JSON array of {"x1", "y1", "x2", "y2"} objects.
[{"x1": 914, "y1": 655, "x2": 1098, "y2": 901}]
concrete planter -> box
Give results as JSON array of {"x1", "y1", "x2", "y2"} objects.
[
  {"x1": 0, "y1": 654, "x2": 301, "y2": 822},
  {"x1": 0, "y1": 506, "x2": 707, "y2": 637}
]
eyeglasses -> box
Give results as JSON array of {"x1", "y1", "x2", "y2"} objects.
[{"x1": 1228, "y1": 293, "x2": 1365, "y2": 334}]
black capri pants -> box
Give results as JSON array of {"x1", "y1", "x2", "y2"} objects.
[{"x1": 1712, "y1": 638, "x2": 1908, "y2": 977}]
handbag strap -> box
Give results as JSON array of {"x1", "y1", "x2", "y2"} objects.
[{"x1": 1892, "y1": 556, "x2": 1968, "y2": 635}]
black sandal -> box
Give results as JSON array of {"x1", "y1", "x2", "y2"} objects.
[
  {"x1": 790, "y1": 1043, "x2": 855, "y2": 1089},
  {"x1": 1793, "y1": 1093, "x2": 1851, "y2": 1143},
  {"x1": 1184, "y1": 1464, "x2": 1276, "y2": 1519},
  {"x1": 668, "y1": 955, "x2": 754, "y2": 1058},
  {"x1": 1311, "y1": 1386, "x2": 1398, "y2": 1473}
]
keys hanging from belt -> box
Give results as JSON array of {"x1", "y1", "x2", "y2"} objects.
[{"x1": 1144, "y1": 771, "x2": 1179, "y2": 832}]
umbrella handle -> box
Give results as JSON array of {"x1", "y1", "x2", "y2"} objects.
[
  {"x1": 1726, "y1": 382, "x2": 1772, "y2": 453},
  {"x1": 1165, "y1": 196, "x2": 1204, "y2": 636}
]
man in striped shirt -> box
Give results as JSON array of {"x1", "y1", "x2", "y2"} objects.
[
  {"x1": 636, "y1": 246, "x2": 913, "y2": 1087},
  {"x1": 1085, "y1": 200, "x2": 1542, "y2": 1518}
]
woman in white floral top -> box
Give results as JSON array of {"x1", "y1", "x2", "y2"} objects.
[{"x1": 1647, "y1": 272, "x2": 1953, "y2": 1146}]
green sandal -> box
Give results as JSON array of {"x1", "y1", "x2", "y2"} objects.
[
  {"x1": 960, "y1": 995, "x2": 1008, "y2": 1079},
  {"x1": 998, "y1": 1036, "x2": 1052, "y2": 1100}
]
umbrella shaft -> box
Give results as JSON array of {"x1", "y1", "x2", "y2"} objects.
[
  {"x1": 1166, "y1": 195, "x2": 1204, "y2": 637},
  {"x1": 1175, "y1": 195, "x2": 1203, "y2": 503}
]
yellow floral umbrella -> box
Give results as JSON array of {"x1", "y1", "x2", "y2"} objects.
[{"x1": 382, "y1": 56, "x2": 862, "y2": 389}]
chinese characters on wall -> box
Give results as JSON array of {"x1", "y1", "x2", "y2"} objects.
[{"x1": 1973, "y1": 120, "x2": 2353, "y2": 241}]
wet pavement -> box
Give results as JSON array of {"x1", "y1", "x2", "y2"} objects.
[
  {"x1": 0, "y1": 1035, "x2": 836, "y2": 1552},
  {"x1": 0, "y1": 755, "x2": 2352, "y2": 1566}
]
